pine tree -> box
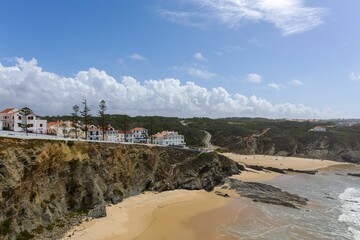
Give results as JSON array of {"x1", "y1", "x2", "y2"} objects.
[
  {"x1": 19, "y1": 107, "x2": 33, "y2": 135},
  {"x1": 71, "y1": 105, "x2": 80, "y2": 139},
  {"x1": 80, "y1": 99, "x2": 91, "y2": 139},
  {"x1": 98, "y1": 100, "x2": 107, "y2": 141},
  {"x1": 121, "y1": 116, "x2": 130, "y2": 142}
]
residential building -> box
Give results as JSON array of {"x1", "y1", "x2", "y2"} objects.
[
  {"x1": 118, "y1": 130, "x2": 134, "y2": 143},
  {"x1": 0, "y1": 120, "x2": 3, "y2": 130},
  {"x1": 0, "y1": 108, "x2": 47, "y2": 133},
  {"x1": 311, "y1": 126, "x2": 327, "y2": 132},
  {"x1": 106, "y1": 125, "x2": 118, "y2": 142},
  {"x1": 47, "y1": 121, "x2": 83, "y2": 138},
  {"x1": 87, "y1": 125, "x2": 102, "y2": 141},
  {"x1": 132, "y1": 127, "x2": 149, "y2": 143},
  {"x1": 153, "y1": 131, "x2": 186, "y2": 147}
]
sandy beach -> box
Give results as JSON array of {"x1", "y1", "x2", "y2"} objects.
[{"x1": 63, "y1": 154, "x2": 348, "y2": 240}]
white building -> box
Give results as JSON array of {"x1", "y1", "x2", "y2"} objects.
[
  {"x1": 0, "y1": 120, "x2": 3, "y2": 130},
  {"x1": 106, "y1": 126, "x2": 118, "y2": 142},
  {"x1": 47, "y1": 121, "x2": 83, "y2": 138},
  {"x1": 118, "y1": 130, "x2": 134, "y2": 143},
  {"x1": 87, "y1": 125, "x2": 102, "y2": 141},
  {"x1": 153, "y1": 131, "x2": 186, "y2": 147},
  {"x1": 132, "y1": 127, "x2": 149, "y2": 143},
  {"x1": 311, "y1": 126, "x2": 327, "y2": 132},
  {"x1": 0, "y1": 108, "x2": 47, "y2": 133}
]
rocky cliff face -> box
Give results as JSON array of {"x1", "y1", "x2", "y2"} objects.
[{"x1": 0, "y1": 138, "x2": 241, "y2": 239}]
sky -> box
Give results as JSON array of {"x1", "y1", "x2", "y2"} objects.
[{"x1": 0, "y1": 0, "x2": 359, "y2": 119}]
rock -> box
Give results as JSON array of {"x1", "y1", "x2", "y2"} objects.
[
  {"x1": 88, "y1": 204, "x2": 107, "y2": 218},
  {"x1": 215, "y1": 191, "x2": 230, "y2": 198},
  {"x1": 348, "y1": 173, "x2": 360, "y2": 177},
  {"x1": 286, "y1": 168, "x2": 318, "y2": 175},
  {"x1": 226, "y1": 178, "x2": 307, "y2": 209}
]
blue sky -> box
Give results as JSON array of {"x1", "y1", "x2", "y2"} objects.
[{"x1": 0, "y1": 0, "x2": 359, "y2": 118}]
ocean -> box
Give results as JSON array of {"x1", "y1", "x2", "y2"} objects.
[{"x1": 220, "y1": 164, "x2": 360, "y2": 240}]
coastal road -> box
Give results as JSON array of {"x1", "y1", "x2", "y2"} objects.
[{"x1": 202, "y1": 130, "x2": 216, "y2": 150}]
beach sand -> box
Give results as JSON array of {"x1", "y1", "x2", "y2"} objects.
[
  {"x1": 63, "y1": 190, "x2": 241, "y2": 240},
  {"x1": 63, "y1": 154, "x2": 347, "y2": 240}
]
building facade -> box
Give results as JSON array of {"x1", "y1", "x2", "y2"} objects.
[
  {"x1": 0, "y1": 108, "x2": 47, "y2": 133},
  {"x1": 153, "y1": 131, "x2": 186, "y2": 147},
  {"x1": 132, "y1": 127, "x2": 149, "y2": 143}
]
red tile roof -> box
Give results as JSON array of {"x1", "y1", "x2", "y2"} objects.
[
  {"x1": 0, "y1": 108, "x2": 15, "y2": 114},
  {"x1": 132, "y1": 127, "x2": 145, "y2": 131},
  {"x1": 47, "y1": 122, "x2": 58, "y2": 127}
]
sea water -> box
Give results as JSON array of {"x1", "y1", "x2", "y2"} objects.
[{"x1": 219, "y1": 165, "x2": 360, "y2": 240}]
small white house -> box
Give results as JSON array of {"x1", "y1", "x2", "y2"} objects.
[
  {"x1": 87, "y1": 125, "x2": 102, "y2": 141},
  {"x1": 132, "y1": 127, "x2": 149, "y2": 143},
  {"x1": 118, "y1": 130, "x2": 134, "y2": 143},
  {"x1": 0, "y1": 120, "x2": 3, "y2": 130},
  {"x1": 0, "y1": 108, "x2": 47, "y2": 133},
  {"x1": 311, "y1": 126, "x2": 327, "y2": 132},
  {"x1": 153, "y1": 131, "x2": 186, "y2": 147}
]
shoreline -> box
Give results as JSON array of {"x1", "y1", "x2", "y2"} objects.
[{"x1": 63, "y1": 154, "x2": 349, "y2": 240}]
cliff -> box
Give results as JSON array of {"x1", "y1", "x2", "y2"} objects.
[{"x1": 0, "y1": 137, "x2": 241, "y2": 239}]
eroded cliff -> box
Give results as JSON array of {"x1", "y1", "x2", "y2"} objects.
[{"x1": 0, "y1": 138, "x2": 241, "y2": 239}]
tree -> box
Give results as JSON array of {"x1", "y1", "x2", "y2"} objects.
[
  {"x1": 80, "y1": 99, "x2": 92, "y2": 139},
  {"x1": 18, "y1": 107, "x2": 33, "y2": 135},
  {"x1": 149, "y1": 117, "x2": 154, "y2": 144},
  {"x1": 98, "y1": 100, "x2": 107, "y2": 141},
  {"x1": 121, "y1": 116, "x2": 130, "y2": 142},
  {"x1": 71, "y1": 105, "x2": 80, "y2": 139}
]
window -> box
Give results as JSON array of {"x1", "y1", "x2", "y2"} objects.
[
  {"x1": 18, "y1": 116, "x2": 22, "y2": 120},
  {"x1": 28, "y1": 116, "x2": 34, "y2": 120},
  {"x1": 29, "y1": 124, "x2": 33, "y2": 127},
  {"x1": 40, "y1": 124, "x2": 43, "y2": 127}
]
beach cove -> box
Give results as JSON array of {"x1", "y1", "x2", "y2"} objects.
[{"x1": 63, "y1": 154, "x2": 358, "y2": 240}]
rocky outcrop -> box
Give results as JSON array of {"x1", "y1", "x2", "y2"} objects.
[
  {"x1": 347, "y1": 173, "x2": 360, "y2": 177},
  {"x1": 226, "y1": 178, "x2": 308, "y2": 209},
  {"x1": 0, "y1": 137, "x2": 241, "y2": 239}
]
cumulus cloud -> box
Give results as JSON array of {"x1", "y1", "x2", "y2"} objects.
[
  {"x1": 246, "y1": 73, "x2": 262, "y2": 84},
  {"x1": 187, "y1": 67, "x2": 216, "y2": 79},
  {"x1": 194, "y1": 52, "x2": 207, "y2": 61},
  {"x1": 288, "y1": 79, "x2": 304, "y2": 85},
  {"x1": 268, "y1": 82, "x2": 283, "y2": 91},
  {"x1": 349, "y1": 72, "x2": 360, "y2": 82},
  {"x1": 0, "y1": 58, "x2": 325, "y2": 118},
  {"x1": 130, "y1": 53, "x2": 147, "y2": 61},
  {"x1": 160, "y1": 0, "x2": 326, "y2": 36}
]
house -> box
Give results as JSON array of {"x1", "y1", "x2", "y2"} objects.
[
  {"x1": 132, "y1": 127, "x2": 149, "y2": 143},
  {"x1": 0, "y1": 108, "x2": 47, "y2": 133},
  {"x1": 118, "y1": 130, "x2": 134, "y2": 143},
  {"x1": 153, "y1": 131, "x2": 186, "y2": 147},
  {"x1": 87, "y1": 125, "x2": 102, "y2": 141},
  {"x1": 106, "y1": 125, "x2": 118, "y2": 142},
  {"x1": 0, "y1": 119, "x2": 3, "y2": 130},
  {"x1": 47, "y1": 121, "x2": 83, "y2": 138},
  {"x1": 311, "y1": 126, "x2": 327, "y2": 132}
]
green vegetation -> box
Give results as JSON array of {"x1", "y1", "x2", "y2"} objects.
[
  {"x1": 0, "y1": 219, "x2": 11, "y2": 236},
  {"x1": 16, "y1": 230, "x2": 34, "y2": 240}
]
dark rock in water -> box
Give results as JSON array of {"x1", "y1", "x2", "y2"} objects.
[
  {"x1": 226, "y1": 178, "x2": 308, "y2": 209},
  {"x1": 88, "y1": 204, "x2": 107, "y2": 218},
  {"x1": 286, "y1": 168, "x2": 318, "y2": 175},
  {"x1": 215, "y1": 191, "x2": 230, "y2": 198},
  {"x1": 348, "y1": 173, "x2": 360, "y2": 177}
]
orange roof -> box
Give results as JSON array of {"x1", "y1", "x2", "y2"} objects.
[
  {"x1": 47, "y1": 122, "x2": 58, "y2": 127},
  {"x1": 132, "y1": 127, "x2": 145, "y2": 131},
  {"x1": 0, "y1": 108, "x2": 15, "y2": 114}
]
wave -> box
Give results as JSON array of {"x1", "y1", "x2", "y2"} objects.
[{"x1": 339, "y1": 187, "x2": 360, "y2": 240}]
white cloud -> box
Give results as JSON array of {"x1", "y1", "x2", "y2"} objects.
[
  {"x1": 268, "y1": 83, "x2": 283, "y2": 91},
  {"x1": 130, "y1": 53, "x2": 147, "y2": 61},
  {"x1": 246, "y1": 73, "x2": 262, "y2": 84},
  {"x1": 160, "y1": 0, "x2": 326, "y2": 36},
  {"x1": 0, "y1": 58, "x2": 326, "y2": 118},
  {"x1": 187, "y1": 68, "x2": 216, "y2": 79},
  {"x1": 194, "y1": 52, "x2": 207, "y2": 61},
  {"x1": 288, "y1": 79, "x2": 304, "y2": 85},
  {"x1": 349, "y1": 72, "x2": 360, "y2": 81}
]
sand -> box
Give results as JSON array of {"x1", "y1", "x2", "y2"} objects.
[
  {"x1": 62, "y1": 190, "x2": 240, "y2": 240},
  {"x1": 63, "y1": 154, "x2": 348, "y2": 240}
]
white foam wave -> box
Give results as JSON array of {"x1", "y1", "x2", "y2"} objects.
[{"x1": 339, "y1": 187, "x2": 360, "y2": 240}]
